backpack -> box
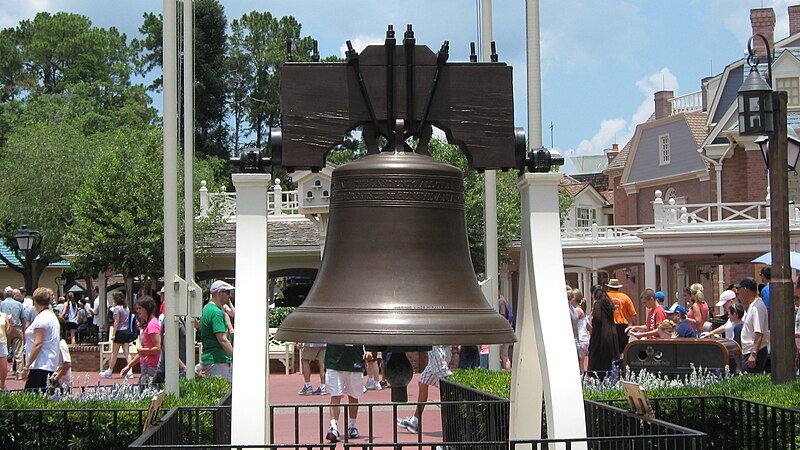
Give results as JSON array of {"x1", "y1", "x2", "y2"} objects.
[{"x1": 129, "y1": 309, "x2": 140, "y2": 340}]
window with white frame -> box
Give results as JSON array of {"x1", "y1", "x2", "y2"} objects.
[
  {"x1": 777, "y1": 77, "x2": 800, "y2": 107},
  {"x1": 659, "y1": 134, "x2": 670, "y2": 165},
  {"x1": 665, "y1": 187, "x2": 677, "y2": 203},
  {"x1": 576, "y1": 207, "x2": 596, "y2": 228}
]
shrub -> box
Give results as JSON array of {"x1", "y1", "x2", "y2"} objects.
[
  {"x1": 269, "y1": 306, "x2": 296, "y2": 328},
  {"x1": 0, "y1": 377, "x2": 231, "y2": 449}
]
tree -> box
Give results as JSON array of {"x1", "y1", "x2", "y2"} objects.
[
  {"x1": 6, "y1": 12, "x2": 133, "y2": 96},
  {"x1": 135, "y1": 0, "x2": 230, "y2": 159},
  {"x1": 231, "y1": 12, "x2": 315, "y2": 148},
  {"x1": 61, "y1": 128, "x2": 224, "y2": 295}
]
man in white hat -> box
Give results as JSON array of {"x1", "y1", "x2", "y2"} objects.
[
  {"x1": 200, "y1": 280, "x2": 235, "y2": 381},
  {"x1": 606, "y1": 278, "x2": 637, "y2": 357}
]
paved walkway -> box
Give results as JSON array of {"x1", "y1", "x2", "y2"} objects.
[{"x1": 5, "y1": 371, "x2": 444, "y2": 447}]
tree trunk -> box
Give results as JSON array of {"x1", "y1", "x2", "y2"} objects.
[{"x1": 124, "y1": 276, "x2": 134, "y2": 307}]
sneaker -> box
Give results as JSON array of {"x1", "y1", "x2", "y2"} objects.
[
  {"x1": 312, "y1": 386, "x2": 327, "y2": 395},
  {"x1": 379, "y1": 379, "x2": 389, "y2": 388},
  {"x1": 99, "y1": 369, "x2": 112, "y2": 379},
  {"x1": 365, "y1": 380, "x2": 382, "y2": 391},
  {"x1": 397, "y1": 416, "x2": 419, "y2": 433},
  {"x1": 298, "y1": 384, "x2": 314, "y2": 395},
  {"x1": 124, "y1": 371, "x2": 134, "y2": 380},
  {"x1": 326, "y1": 427, "x2": 340, "y2": 443},
  {"x1": 348, "y1": 426, "x2": 359, "y2": 439}
]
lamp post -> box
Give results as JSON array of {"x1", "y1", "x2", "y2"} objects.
[
  {"x1": 14, "y1": 225, "x2": 42, "y2": 292},
  {"x1": 737, "y1": 34, "x2": 796, "y2": 384},
  {"x1": 55, "y1": 276, "x2": 66, "y2": 299}
]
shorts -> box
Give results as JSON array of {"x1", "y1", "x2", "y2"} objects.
[
  {"x1": 500, "y1": 343, "x2": 510, "y2": 358},
  {"x1": 113, "y1": 329, "x2": 135, "y2": 344},
  {"x1": 420, "y1": 346, "x2": 452, "y2": 387},
  {"x1": 326, "y1": 369, "x2": 364, "y2": 399},
  {"x1": 65, "y1": 322, "x2": 79, "y2": 331},
  {"x1": 206, "y1": 362, "x2": 232, "y2": 382},
  {"x1": 0, "y1": 343, "x2": 7, "y2": 358},
  {"x1": 301, "y1": 346, "x2": 326, "y2": 362},
  {"x1": 577, "y1": 340, "x2": 589, "y2": 358}
]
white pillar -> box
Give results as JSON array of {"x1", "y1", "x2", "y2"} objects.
[
  {"x1": 231, "y1": 173, "x2": 271, "y2": 445},
  {"x1": 644, "y1": 249, "x2": 657, "y2": 292},
  {"x1": 273, "y1": 179, "x2": 283, "y2": 216},
  {"x1": 675, "y1": 264, "x2": 687, "y2": 306},
  {"x1": 478, "y1": 0, "x2": 501, "y2": 372},
  {"x1": 510, "y1": 173, "x2": 586, "y2": 444},
  {"x1": 718, "y1": 264, "x2": 725, "y2": 298},
  {"x1": 199, "y1": 180, "x2": 209, "y2": 218},
  {"x1": 162, "y1": 0, "x2": 180, "y2": 396},
  {"x1": 582, "y1": 269, "x2": 592, "y2": 315},
  {"x1": 183, "y1": 0, "x2": 196, "y2": 381}
]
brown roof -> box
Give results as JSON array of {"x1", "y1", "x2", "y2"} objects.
[
  {"x1": 560, "y1": 181, "x2": 590, "y2": 198},
  {"x1": 600, "y1": 190, "x2": 614, "y2": 205},
  {"x1": 206, "y1": 219, "x2": 320, "y2": 254},
  {"x1": 571, "y1": 172, "x2": 609, "y2": 192},
  {"x1": 684, "y1": 111, "x2": 709, "y2": 149}
]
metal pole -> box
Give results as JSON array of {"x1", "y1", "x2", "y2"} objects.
[
  {"x1": 479, "y1": 0, "x2": 501, "y2": 372},
  {"x1": 526, "y1": 0, "x2": 543, "y2": 148},
  {"x1": 769, "y1": 91, "x2": 795, "y2": 383},
  {"x1": 183, "y1": 0, "x2": 196, "y2": 381},
  {"x1": 163, "y1": 0, "x2": 180, "y2": 395}
]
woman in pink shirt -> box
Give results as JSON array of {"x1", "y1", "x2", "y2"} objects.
[
  {"x1": 686, "y1": 283, "x2": 709, "y2": 336},
  {"x1": 121, "y1": 296, "x2": 161, "y2": 385}
]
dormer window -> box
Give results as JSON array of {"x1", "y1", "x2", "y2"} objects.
[
  {"x1": 777, "y1": 77, "x2": 800, "y2": 107},
  {"x1": 659, "y1": 134, "x2": 670, "y2": 166}
]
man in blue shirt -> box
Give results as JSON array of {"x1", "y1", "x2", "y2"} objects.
[
  {"x1": 759, "y1": 267, "x2": 771, "y2": 310},
  {"x1": 666, "y1": 303, "x2": 694, "y2": 338},
  {"x1": 0, "y1": 287, "x2": 24, "y2": 379}
]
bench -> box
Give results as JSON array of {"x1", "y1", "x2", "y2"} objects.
[
  {"x1": 269, "y1": 327, "x2": 296, "y2": 374},
  {"x1": 99, "y1": 326, "x2": 140, "y2": 371}
]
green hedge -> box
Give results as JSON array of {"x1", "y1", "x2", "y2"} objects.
[
  {"x1": 0, "y1": 377, "x2": 231, "y2": 449},
  {"x1": 448, "y1": 369, "x2": 800, "y2": 408},
  {"x1": 269, "y1": 306, "x2": 296, "y2": 328}
]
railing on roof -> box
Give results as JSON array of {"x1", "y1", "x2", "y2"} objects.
[
  {"x1": 669, "y1": 90, "x2": 703, "y2": 115},
  {"x1": 199, "y1": 180, "x2": 302, "y2": 220},
  {"x1": 560, "y1": 189, "x2": 800, "y2": 242}
]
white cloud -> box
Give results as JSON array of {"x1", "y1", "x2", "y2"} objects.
[
  {"x1": 561, "y1": 68, "x2": 680, "y2": 172},
  {"x1": 540, "y1": 0, "x2": 649, "y2": 70},
  {"x1": 711, "y1": 0, "x2": 794, "y2": 44},
  {"x1": 0, "y1": 0, "x2": 52, "y2": 28},
  {"x1": 339, "y1": 35, "x2": 383, "y2": 57}
]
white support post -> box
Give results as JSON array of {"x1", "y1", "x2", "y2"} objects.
[
  {"x1": 183, "y1": 0, "x2": 196, "y2": 381},
  {"x1": 675, "y1": 264, "x2": 687, "y2": 305},
  {"x1": 231, "y1": 173, "x2": 271, "y2": 445},
  {"x1": 653, "y1": 190, "x2": 664, "y2": 229},
  {"x1": 274, "y1": 179, "x2": 283, "y2": 216},
  {"x1": 582, "y1": 269, "x2": 592, "y2": 315},
  {"x1": 199, "y1": 180, "x2": 209, "y2": 218},
  {"x1": 162, "y1": 0, "x2": 180, "y2": 396},
  {"x1": 510, "y1": 172, "x2": 587, "y2": 445},
  {"x1": 644, "y1": 249, "x2": 657, "y2": 292},
  {"x1": 479, "y1": 0, "x2": 501, "y2": 372}
]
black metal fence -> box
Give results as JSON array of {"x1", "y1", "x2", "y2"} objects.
[
  {"x1": 0, "y1": 407, "x2": 149, "y2": 449},
  {"x1": 439, "y1": 379, "x2": 707, "y2": 449},
  {"x1": 603, "y1": 396, "x2": 800, "y2": 450}
]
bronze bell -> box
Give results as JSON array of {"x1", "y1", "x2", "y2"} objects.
[{"x1": 275, "y1": 150, "x2": 516, "y2": 346}]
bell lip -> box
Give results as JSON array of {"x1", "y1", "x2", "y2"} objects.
[{"x1": 274, "y1": 327, "x2": 517, "y2": 346}]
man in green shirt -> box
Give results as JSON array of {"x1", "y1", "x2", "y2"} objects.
[
  {"x1": 325, "y1": 344, "x2": 368, "y2": 443},
  {"x1": 200, "y1": 280, "x2": 235, "y2": 381}
]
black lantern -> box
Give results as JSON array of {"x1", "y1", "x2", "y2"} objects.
[
  {"x1": 738, "y1": 34, "x2": 774, "y2": 136},
  {"x1": 14, "y1": 225, "x2": 41, "y2": 255},
  {"x1": 754, "y1": 127, "x2": 800, "y2": 172},
  {"x1": 738, "y1": 66, "x2": 774, "y2": 136}
]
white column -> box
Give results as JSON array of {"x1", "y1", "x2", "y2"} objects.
[
  {"x1": 675, "y1": 264, "x2": 687, "y2": 306},
  {"x1": 273, "y1": 179, "x2": 283, "y2": 216},
  {"x1": 499, "y1": 268, "x2": 512, "y2": 303},
  {"x1": 582, "y1": 269, "x2": 592, "y2": 315},
  {"x1": 231, "y1": 173, "x2": 271, "y2": 445},
  {"x1": 510, "y1": 172, "x2": 587, "y2": 444},
  {"x1": 717, "y1": 264, "x2": 725, "y2": 298},
  {"x1": 183, "y1": 0, "x2": 196, "y2": 381},
  {"x1": 162, "y1": 0, "x2": 180, "y2": 396},
  {"x1": 199, "y1": 180, "x2": 209, "y2": 218},
  {"x1": 644, "y1": 249, "x2": 657, "y2": 292},
  {"x1": 479, "y1": 0, "x2": 501, "y2": 372}
]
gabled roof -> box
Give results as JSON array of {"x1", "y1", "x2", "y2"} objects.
[
  {"x1": 606, "y1": 139, "x2": 632, "y2": 170},
  {"x1": 707, "y1": 61, "x2": 744, "y2": 126},
  {"x1": 600, "y1": 190, "x2": 614, "y2": 206},
  {"x1": 561, "y1": 182, "x2": 591, "y2": 198},
  {"x1": 684, "y1": 111, "x2": 710, "y2": 148},
  {"x1": 0, "y1": 245, "x2": 69, "y2": 268}
]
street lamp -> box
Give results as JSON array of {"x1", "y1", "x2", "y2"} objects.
[
  {"x1": 754, "y1": 128, "x2": 800, "y2": 171},
  {"x1": 55, "y1": 276, "x2": 66, "y2": 299},
  {"x1": 737, "y1": 33, "x2": 795, "y2": 384},
  {"x1": 13, "y1": 225, "x2": 41, "y2": 258}
]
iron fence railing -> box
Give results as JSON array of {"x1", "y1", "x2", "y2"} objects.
[{"x1": 603, "y1": 395, "x2": 800, "y2": 450}]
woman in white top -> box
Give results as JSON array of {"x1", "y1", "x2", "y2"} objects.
[
  {"x1": 570, "y1": 289, "x2": 589, "y2": 372},
  {"x1": 24, "y1": 287, "x2": 61, "y2": 390},
  {"x1": 0, "y1": 310, "x2": 11, "y2": 389},
  {"x1": 52, "y1": 316, "x2": 72, "y2": 390}
]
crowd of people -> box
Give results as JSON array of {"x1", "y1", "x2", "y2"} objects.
[{"x1": 575, "y1": 269, "x2": 783, "y2": 376}]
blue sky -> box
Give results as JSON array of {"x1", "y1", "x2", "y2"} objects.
[{"x1": 1, "y1": 0, "x2": 794, "y2": 173}]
